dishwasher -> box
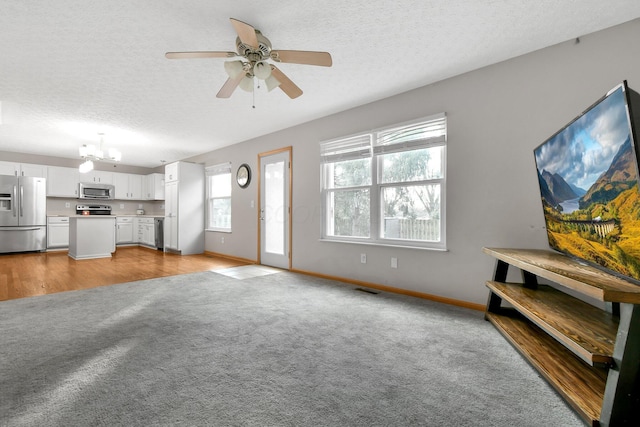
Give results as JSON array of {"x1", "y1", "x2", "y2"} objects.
[{"x1": 154, "y1": 217, "x2": 164, "y2": 250}]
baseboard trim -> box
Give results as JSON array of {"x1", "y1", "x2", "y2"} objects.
[
  {"x1": 291, "y1": 268, "x2": 485, "y2": 312},
  {"x1": 204, "y1": 251, "x2": 256, "y2": 265},
  {"x1": 203, "y1": 251, "x2": 483, "y2": 311}
]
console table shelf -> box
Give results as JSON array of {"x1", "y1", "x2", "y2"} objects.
[
  {"x1": 483, "y1": 247, "x2": 640, "y2": 427},
  {"x1": 486, "y1": 281, "x2": 617, "y2": 366},
  {"x1": 486, "y1": 310, "x2": 607, "y2": 424}
]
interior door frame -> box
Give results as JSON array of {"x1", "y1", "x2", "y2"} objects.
[{"x1": 257, "y1": 146, "x2": 292, "y2": 269}]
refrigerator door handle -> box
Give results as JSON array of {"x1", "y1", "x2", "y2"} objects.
[
  {"x1": 0, "y1": 226, "x2": 44, "y2": 231},
  {"x1": 20, "y1": 185, "x2": 24, "y2": 217},
  {"x1": 13, "y1": 185, "x2": 17, "y2": 217}
]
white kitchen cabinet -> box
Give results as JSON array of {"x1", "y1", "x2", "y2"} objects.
[
  {"x1": 114, "y1": 173, "x2": 143, "y2": 200},
  {"x1": 165, "y1": 181, "x2": 178, "y2": 250},
  {"x1": 165, "y1": 162, "x2": 178, "y2": 183},
  {"x1": 47, "y1": 216, "x2": 70, "y2": 249},
  {"x1": 130, "y1": 175, "x2": 143, "y2": 199},
  {"x1": 116, "y1": 216, "x2": 135, "y2": 244},
  {"x1": 137, "y1": 217, "x2": 155, "y2": 246},
  {"x1": 163, "y1": 161, "x2": 204, "y2": 255},
  {"x1": 0, "y1": 161, "x2": 16, "y2": 176},
  {"x1": 20, "y1": 163, "x2": 48, "y2": 178},
  {"x1": 81, "y1": 170, "x2": 113, "y2": 184},
  {"x1": 144, "y1": 173, "x2": 165, "y2": 200},
  {"x1": 0, "y1": 161, "x2": 47, "y2": 178},
  {"x1": 47, "y1": 166, "x2": 79, "y2": 197},
  {"x1": 114, "y1": 173, "x2": 128, "y2": 199}
]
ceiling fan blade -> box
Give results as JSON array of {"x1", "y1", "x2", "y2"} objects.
[
  {"x1": 230, "y1": 18, "x2": 259, "y2": 50},
  {"x1": 165, "y1": 51, "x2": 237, "y2": 59},
  {"x1": 270, "y1": 50, "x2": 332, "y2": 67},
  {"x1": 216, "y1": 73, "x2": 245, "y2": 98},
  {"x1": 270, "y1": 66, "x2": 303, "y2": 99}
]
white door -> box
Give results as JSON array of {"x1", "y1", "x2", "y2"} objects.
[{"x1": 259, "y1": 149, "x2": 291, "y2": 269}]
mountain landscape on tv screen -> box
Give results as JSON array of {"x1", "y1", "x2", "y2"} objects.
[{"x1": 537, "y1": 136, "x2": 640, "y2": 281}]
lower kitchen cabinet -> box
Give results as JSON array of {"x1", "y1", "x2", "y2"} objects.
[
  {"x1": 116, "y1": 216, "x2": 135, "y2": 244},
  {"x1": 47, "y1": 216, "x2": 70, "y2": 248},
  {"x1": 137, "y1": 217, "x2": 155, "y2": 247}
]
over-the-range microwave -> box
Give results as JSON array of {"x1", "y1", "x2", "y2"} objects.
[{"x1": 78, "y1": 182, "x2": 115, "y2": 199}]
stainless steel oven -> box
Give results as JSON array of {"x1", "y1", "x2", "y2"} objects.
[{"x1": 76, "y1": 204, "x2": 112, "y2": 215}]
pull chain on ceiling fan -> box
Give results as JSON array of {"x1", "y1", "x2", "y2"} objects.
[{"x1": 166, "y1": 18, "x2": 333, "y2": 99}]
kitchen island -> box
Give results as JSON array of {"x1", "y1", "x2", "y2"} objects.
[{"x1": 68, "y1": 215, "x2": 116, "y2": 260}]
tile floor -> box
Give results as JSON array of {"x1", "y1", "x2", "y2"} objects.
[{"x1": 213, "y1": 265, "x2": 283, "y2": 280}]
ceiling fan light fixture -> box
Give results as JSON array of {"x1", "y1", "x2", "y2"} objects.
[
  {"x1": 239, "y1": 75, "x2": 254, "y2": 92},
  {"x1": 168, "y1": 18, "x2": 333, "y2": 100},
  {"x1": 224, "y1": 60, "x2": 245, "y2": 79},
  {"x1": 253, "y1": 61, "x2": 272, "y2": 80},
  {"x1": 265, "y1": 74, "x2": 281, "y2": 92}
]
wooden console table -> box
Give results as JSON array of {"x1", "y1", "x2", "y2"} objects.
[{"x1": 483, "y1": 247, "x2": 640, "y2": 427}]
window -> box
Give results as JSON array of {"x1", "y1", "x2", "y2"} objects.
[
  {"x1": 206, "y1": 163, "x2": 232, "y2": 232},
  {"x1": 321, "y1": 113, "x2": 446, "y2": 249}
]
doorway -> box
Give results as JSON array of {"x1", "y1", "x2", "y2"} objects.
[{"x1": 258, "y1": 147, "x2": 291, "y2": 269}]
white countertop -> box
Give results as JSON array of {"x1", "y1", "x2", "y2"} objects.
[{"x1": 47, "y1": 214, "x2": 164, "y2": 218}]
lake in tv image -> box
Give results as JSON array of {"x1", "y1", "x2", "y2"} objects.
[{"x1": 534, "y1": 84, "x2": 640, "y2": 281}]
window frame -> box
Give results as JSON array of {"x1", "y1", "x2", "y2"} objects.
[
  {"x1": 205, "y1": 162, "x2": 232, "y2": 233},
  {"x1": 320, "y1": 113, "x2": 447, "y2": 250}
]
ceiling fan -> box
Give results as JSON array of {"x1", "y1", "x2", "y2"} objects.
[{"x1": 166, "y1": 18, "x2": 332, "y2": 99}]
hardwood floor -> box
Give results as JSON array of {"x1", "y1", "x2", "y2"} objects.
[{"x1": 0, "y1": 247, "x2": 248, "y2": 302}]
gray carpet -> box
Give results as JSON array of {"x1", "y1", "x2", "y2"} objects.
[{"x1": 0, "y1": 271, "x2": 583, "y2": 426}]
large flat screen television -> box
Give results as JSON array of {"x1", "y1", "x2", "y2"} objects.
[{"x1": 534, "y1": 81, "x2": 640, "y2": 283}]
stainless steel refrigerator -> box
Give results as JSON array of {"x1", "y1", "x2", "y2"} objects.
[{"x1": 0, "y1": 175, "x2": 47, "y2": 253}]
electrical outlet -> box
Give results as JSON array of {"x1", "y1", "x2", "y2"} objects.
[
  {"x1": 221, "y1": 237, "x2": 224, "y2": 244},
  {"x1": 65, "y1": 202, "x2": 70, "y2": 208},
  {"x1": 360, "y1": 253, "x2": 367, "y2": 264},
  {"x1": 391, "y1": 257, "x2": 398, "y2": 269},
  {"x1": 120, "y1": 204, "x2": 124, "y2": 209}
]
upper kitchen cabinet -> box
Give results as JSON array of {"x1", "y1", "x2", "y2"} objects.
[
  {"x1": 144, "y1": 173, "x2": 165, "y2": 200},
  {"x1": 47, "y1": 166, "x2": 79, "y2": 197},
  {"x1": 0, "y1": 161, "x2": 18, "y2": 176},
  {"x1": 165, "y1": 162, "x2": 178, "y2": 183},
  {"x1": 114, "y1": 173, "x2": 143, "y2": 200},
  {"x1": 80, "y1": 170, "x2": 113, "y2": 184},
  {"x1": 0, "y1": 161, "x2": 47, "y2": 178}
]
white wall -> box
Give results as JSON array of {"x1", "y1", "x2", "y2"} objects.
[{"x1": 190, "y1": 19, "x2": 640, "y2": 305}]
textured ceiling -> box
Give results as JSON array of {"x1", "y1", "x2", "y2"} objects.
[{"x1": 1, "y1": 0, "x2": 639, "y2": 168}]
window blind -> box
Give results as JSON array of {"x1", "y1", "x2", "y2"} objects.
[
  {"x1": 320, "y1": 134, "x2": 372, "y2": 163},
  {"x1": 205, "y1": 162, "x2": 231, "y2": 176},
  {"x1": 373, "y1": 113, "x2": 446, "y2": 155}
]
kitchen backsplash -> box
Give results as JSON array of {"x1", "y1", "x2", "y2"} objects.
[{"x1": 46, "y1": 198, "x2": 165, "y2": 216}]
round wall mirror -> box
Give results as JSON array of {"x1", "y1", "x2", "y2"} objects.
[{"x1": 236, "y1": 164, "x2": 251, "y2": 188}]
